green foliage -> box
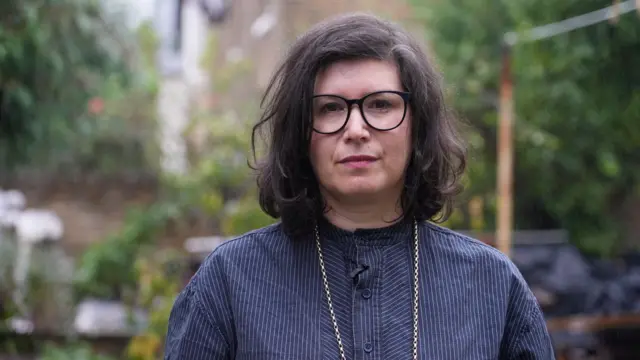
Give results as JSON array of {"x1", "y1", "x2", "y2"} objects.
[
  {"x1": 0, "y1": 0, "x2": 160, "y2": 175},
  {"x1": 183, "y1": 31, "x2": 275, "y2": 235},
  {"x1": 39, "y1": 342, "x2": 117, "y2": 360},
  {"x1": 411, "y1": 0, "x2": 640, "y2": 255},
  {"x1": 126, "y1": 249, "x2": 185, "y2": 360},
  {"x1": 221, "y1": 192, "x2": 277, "y2": 236},
  {"x1": 68, "y1": 25, "x2": 277, "y2": 360},
  {"x1": 73, "y1": 202, "x2": 183, "y2": 301},
  {"x1": 72, "y1": 26, "x2": 274, "y2": 305}
]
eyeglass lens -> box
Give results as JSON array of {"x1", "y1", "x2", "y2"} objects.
[{"x1": 312, "y1": 91, "x2": 407, "y2": 133}]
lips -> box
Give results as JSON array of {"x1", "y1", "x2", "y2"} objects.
[{"x1": 338, "y1": 155, "x2": 378, "y2": 163}]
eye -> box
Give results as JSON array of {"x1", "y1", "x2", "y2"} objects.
[
  {"x1": 363, "y1": 92, "x2": 403, "y2": 113},
  {"x1": 321, "y1": 102, "x2": 345, "y2": 113},
  {"x1": 368, "y1": 99, "x2": 392, "y2": 110}
]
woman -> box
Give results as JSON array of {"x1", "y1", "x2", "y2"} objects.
[{"x1": 165, "y1": 13, "x2": 555, "y2": 360}]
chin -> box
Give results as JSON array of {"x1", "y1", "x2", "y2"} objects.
[
  {"x1": 323, "y1": 174, "x2": 399, "y2": 200},
  {"x1": 335, "y1": 181, "x2": 384, "y2": 197},
  {"x1": 339, "y1": 187, "x2": 380, "y2": 197}
]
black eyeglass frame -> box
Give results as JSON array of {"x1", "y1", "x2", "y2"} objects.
[{"x1": 311, "y1": 90, "x2": 411, "y2": 134}]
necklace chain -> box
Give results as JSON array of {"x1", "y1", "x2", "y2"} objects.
[{"x1": 314, "y1": 220, "x2": 420, "y2": 360}]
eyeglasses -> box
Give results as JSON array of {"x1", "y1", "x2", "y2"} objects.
[{"x1": 311, "y1": 90, "x2": 410, "y2": 134}]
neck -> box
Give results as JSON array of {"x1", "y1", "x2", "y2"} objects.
[{"x1": 322, "y1": 193, "x2": 403, "y2": 231}]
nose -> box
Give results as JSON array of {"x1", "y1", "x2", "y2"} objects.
[{"x1": 343, "y1": 105, "x2": 370, "y2": 141}]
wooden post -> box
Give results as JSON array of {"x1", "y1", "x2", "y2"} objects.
[{"x1": 496, "y1": 44, "x2": 514, "y2": 257}]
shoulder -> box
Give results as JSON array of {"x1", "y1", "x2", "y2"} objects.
[
  {"x1": 422, "y1": 222, "x2": 534, "y2": 299},
  {"x1": 205, "y1": 222, "x2": 287, "y2": 261},
  {"x1": 422, "y1": 221, "x2": 514, "y2": 268},
  {"x1": 422, "y1": 223, "x2": 549, "y2": 338},
  {"x1": 190, "y1": 222, "x2": 291, "y2": 289},
  {"x1": 182, "y1": 222, "x2": 289, "y2": 312}
]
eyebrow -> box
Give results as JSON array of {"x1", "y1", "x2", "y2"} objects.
[{"x1": 313, "y1": 89, "x2": 405, "y2": 97}]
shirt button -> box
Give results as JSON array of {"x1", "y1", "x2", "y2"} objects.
[
  {"x1": 364, "y1": 342, "x2": 373, "y2": 353},
  {"x1": 362, "y1": 289, "x2": 372, "y2": 299}
]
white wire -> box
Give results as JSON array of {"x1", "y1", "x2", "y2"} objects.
[{"x1": 505, "y1": 0, "x2": 638, "y2": 45}]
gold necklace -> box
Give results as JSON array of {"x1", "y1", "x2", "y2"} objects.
[{"x1": 314, "y1": 219, "x2": 420, "y2": 360}]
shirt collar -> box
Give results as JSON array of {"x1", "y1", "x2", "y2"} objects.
[{"x1": 316, "y1": 215, "x2": 412, "y2": 247}]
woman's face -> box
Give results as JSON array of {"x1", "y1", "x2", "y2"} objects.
[{"x1": 309, "y1": 59, "x2": 412, "y2": 206}]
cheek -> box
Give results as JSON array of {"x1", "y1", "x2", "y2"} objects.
[
  {"x1": 386, "y1": 142, "x2": 411, "y2": 174},
  {"x1": 386, "y1": 122, "x2": 412, "y2": 169}
]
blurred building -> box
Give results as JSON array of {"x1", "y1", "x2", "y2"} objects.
[
  {"x1": 151, "y1": 0, "x2": 416, "y2": 176},
  {"x1": 152, "y1": 0, "x2": 414, "y2": 88},
  {"x1": 211, "y1": 0, "x2": 413, "y2": 89}
]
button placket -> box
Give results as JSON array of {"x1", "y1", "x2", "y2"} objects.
[{"x1": 355, "y1": 241, "x2": 380, "y2": 358}]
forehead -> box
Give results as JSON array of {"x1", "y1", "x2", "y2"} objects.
[{"x1": 314, "y1": 59, "x2": 403, "y2": 97}]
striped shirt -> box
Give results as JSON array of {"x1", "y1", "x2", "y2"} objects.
[{"x1": 164, "y1": 218, "x2": 555, "y2": 359}]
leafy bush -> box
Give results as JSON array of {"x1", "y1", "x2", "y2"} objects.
[
  {"x1": 411, "y1": 0, "x2": 640, "y2": 255},
  {"x1": 0, "y1": 0, "x2": 159, "y2": 175},
  {"x1": 39, "y1": 342, "x2": 117, "y2": 360}
]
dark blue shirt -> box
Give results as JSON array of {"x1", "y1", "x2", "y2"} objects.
[{"x1": 164, "y1": 219, "x2": 555, "y2": 359}]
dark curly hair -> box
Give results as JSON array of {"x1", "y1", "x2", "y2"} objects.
[{"x1": 251, "y1": 13, "x2": 466, "y2": 236}]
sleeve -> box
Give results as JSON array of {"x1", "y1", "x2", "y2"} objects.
[
  {"x1": 164, "y1": 277, "x2": 231, "y2": 360},
  {"x1": 499, "y1": 268, "x2": 556, "y2": 360}
]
